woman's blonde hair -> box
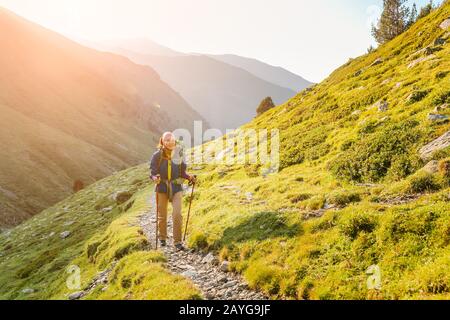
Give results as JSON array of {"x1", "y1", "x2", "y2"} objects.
[{"x1": 158, "y1": 132, "x2": 174, "y2": 149}]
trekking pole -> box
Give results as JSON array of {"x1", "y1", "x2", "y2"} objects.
[
  {"x1": 155, "y1": 175, "x2": 160, "y2": 250},
  {"x1": 183, "y1": 179, "x2": 196, "y2": 242}
]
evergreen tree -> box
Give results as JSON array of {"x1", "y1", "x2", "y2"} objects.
[
  {"x1": 372, "y1": 0, "x2": 410, "y2": 44},
  {"x1": 417, "y1": 0, "x2": 434, "y2": 20},
  {"x1": 407, "y1": 3, "x2": 418, "y2": 28},
  {"x1": 256, "y1": 97, "x2": 275, "y2": 116}
]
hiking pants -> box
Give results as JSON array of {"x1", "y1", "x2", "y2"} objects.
[{"x1": 157, "y1": 191, "x2": 183, "y2": 245}]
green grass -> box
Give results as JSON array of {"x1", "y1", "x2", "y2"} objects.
[{"x1": 183, "y1": 162, "x2": 450, "y2": 299}]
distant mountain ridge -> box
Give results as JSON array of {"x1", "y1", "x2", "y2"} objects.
[
  {"x1": 88, "y1": 39, "x2": 311, "y2": 131},
  {"x1": 206, "y1": 54, "x2": 313, "y2": 92}
]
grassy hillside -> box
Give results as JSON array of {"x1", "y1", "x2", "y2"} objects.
[
  {"x1": 0, "y1": 165, "x2": 200, "y2": 300},
  {"x1": 0, "y1": 2, "x2": 449, "y2": 301},
  {"x1": 0, "y1": 7, "x2": 205, "y2": 227}
]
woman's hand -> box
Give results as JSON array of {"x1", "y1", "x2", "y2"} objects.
[
  {"x1": 188, "y1": 175, "x2": 197, "y2": 185},
  {"x1": 152, "y1": 175, "x2": 161, "y2": 185}
]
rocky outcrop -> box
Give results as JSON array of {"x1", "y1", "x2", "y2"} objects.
[
  {"x1": 428, "y1": 114, "x2": 449, "y2": 121},
  {"x1": 419, "y1": 131, "x2": 450, "y2": 160},
  {"x1": 440, "y1": 18, "x2": 450, "y2": 30},
  {"x1": 408, "y1": 55, "x2": 436, "y2": 69},
  {"x1": 423, "y1": 160, "x2": 439, "y2": 174}
]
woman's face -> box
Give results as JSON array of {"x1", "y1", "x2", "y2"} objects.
[{"x1": 163, "y1": 134, "x2": 176, "y2": 151}]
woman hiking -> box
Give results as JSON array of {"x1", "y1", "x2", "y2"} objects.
[{"x1": 150, "y1": 132, "x2": 197, "y2": 251}]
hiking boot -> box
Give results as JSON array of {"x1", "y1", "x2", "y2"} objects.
[
  {"x1": 159, "y1": 240, "x2": 167, "y2": 247},
  {"x1": 174, "y1": 243, "x2": 186, "y2": 251}
]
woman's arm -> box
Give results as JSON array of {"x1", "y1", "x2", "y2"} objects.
[
  {"x1": 181, "y1": 161, "x2": 195, "y2": 182},
  {"x1": 149, "y1": 151, "x2": 161, "y2": 181}
]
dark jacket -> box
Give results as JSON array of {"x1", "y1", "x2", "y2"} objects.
[{"x1": 150, "y1": 149, "x2": 190, "y2": 195}]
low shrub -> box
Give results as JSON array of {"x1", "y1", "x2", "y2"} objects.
[
  {"x1": 327, "y1": 191, "x2": 361, "y2": 207},
  {"x1": 330, "y1": 120, "x2": 424, "y2": 183},
  {"x1": 407, "y1": 89, "x2": 431, "y2": 104},
  {"x1": 339, "y1": 212, "x2": 377, "y2": 240},
  {"x1": 432, "y1": 89, "x2": 450, "y2": 106},
  {"x1": 406, "y1": 171, "x2": 442, "y2": 194}
]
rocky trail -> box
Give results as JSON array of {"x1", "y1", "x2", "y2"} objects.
[{"x1": 139, "y1": 194, "x2": 268, "y2": 301}]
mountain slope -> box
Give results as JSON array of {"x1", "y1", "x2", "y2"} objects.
[
  {"x1": 207, "y1": 54, "x2": 313, "y2": 92},
  {"x1": 0, "y1": 7, "x2": 205, "y2": 227},
  {"x1": 111, "y1": 49, "x2": 296, "y2": 131}
]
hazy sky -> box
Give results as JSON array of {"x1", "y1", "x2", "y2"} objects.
[{"x1": 0, "y1": 0, "x2": 442, "y2": 82}]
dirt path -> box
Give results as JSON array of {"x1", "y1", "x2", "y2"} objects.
[{"x1": 139, "y1": 194, "x2": 267, "y2": 301}]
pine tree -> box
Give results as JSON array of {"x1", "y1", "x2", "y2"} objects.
[
  {"x1": 256, "y1": 97, "x2": 275, "y2": 116},
  {"x1": 417, "y1": 0, "x2": 434, "y2": 20},
  {"x1": 372, "y1": 0, "x2": 410, "y2": 45},
  {"x1": 407, "y1": 3, "x2": 418, "y2": 28}
]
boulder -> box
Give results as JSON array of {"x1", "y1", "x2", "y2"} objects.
[
  {"x1": 68, "y1": 291, "x2": 84, "y2": 300},
  {"x1": 202, "y1": 253, "x2": 218, "y2": 265},
  {"x1": 423, "y1": 160, "x2": 439, "y2": 174},
  {"x1": 419, "y1": 131, "x2": 450, "y2": 160},
  {"x1": 21, "y1": 288, "x2": 34, "y2": 294},
  {"x1": 440, "y1": 18, "x2": 450, "y2": 30},
  {"x1": 222, "y1": 280, "x2": 238, "y2": 289},
  {"x1": 428, "y1": 113, "x2": 449, "y2": 122},
  {"x1": 408, "y1": 55, "x2": 435, "y2": 69},
  {"x1": 60, "y1": 231, "x2": 71, "y2": 239}
]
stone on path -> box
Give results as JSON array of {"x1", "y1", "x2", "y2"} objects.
[{"x1": 220, "y1": 261, "x2": 230, "y2": 272}]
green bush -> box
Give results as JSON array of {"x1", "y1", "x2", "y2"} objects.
[
  {"x1": 330, "y1": 120, "x2": 424, "y2": 183},
  {"x1": 438, "y1": 158, "x2": 450, "y2": 178},
  {"x1": 290, "y1": 193, "x2": 312, "y2": 204},
  {"x1": 406, "y1": 171, "x2": 442, "y2": 194},
  {"x1": 435, "y1": 71, "x2": 449, "y2": 79},
  {"x1": 188, "y1": 232, "x2": 209, "y2": 250},
  {"x1": 339, "y1": 212, "x2": 377, "y2": 240},
  {"x1": 304, "y1": 196, "x2": 326, "y2": 211},
  {"x1": 327, "y1": 191, "x2": 361, "y2": 207},
  {"x1": 387, "y1": 153, "x2": 422, "y2": 181},
  {"x1": 407, "y1": 90, "x2": 431, "y2": 104},
  {"x1": 432, "y1": 90, "x2": 450, "y2": 106}
]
